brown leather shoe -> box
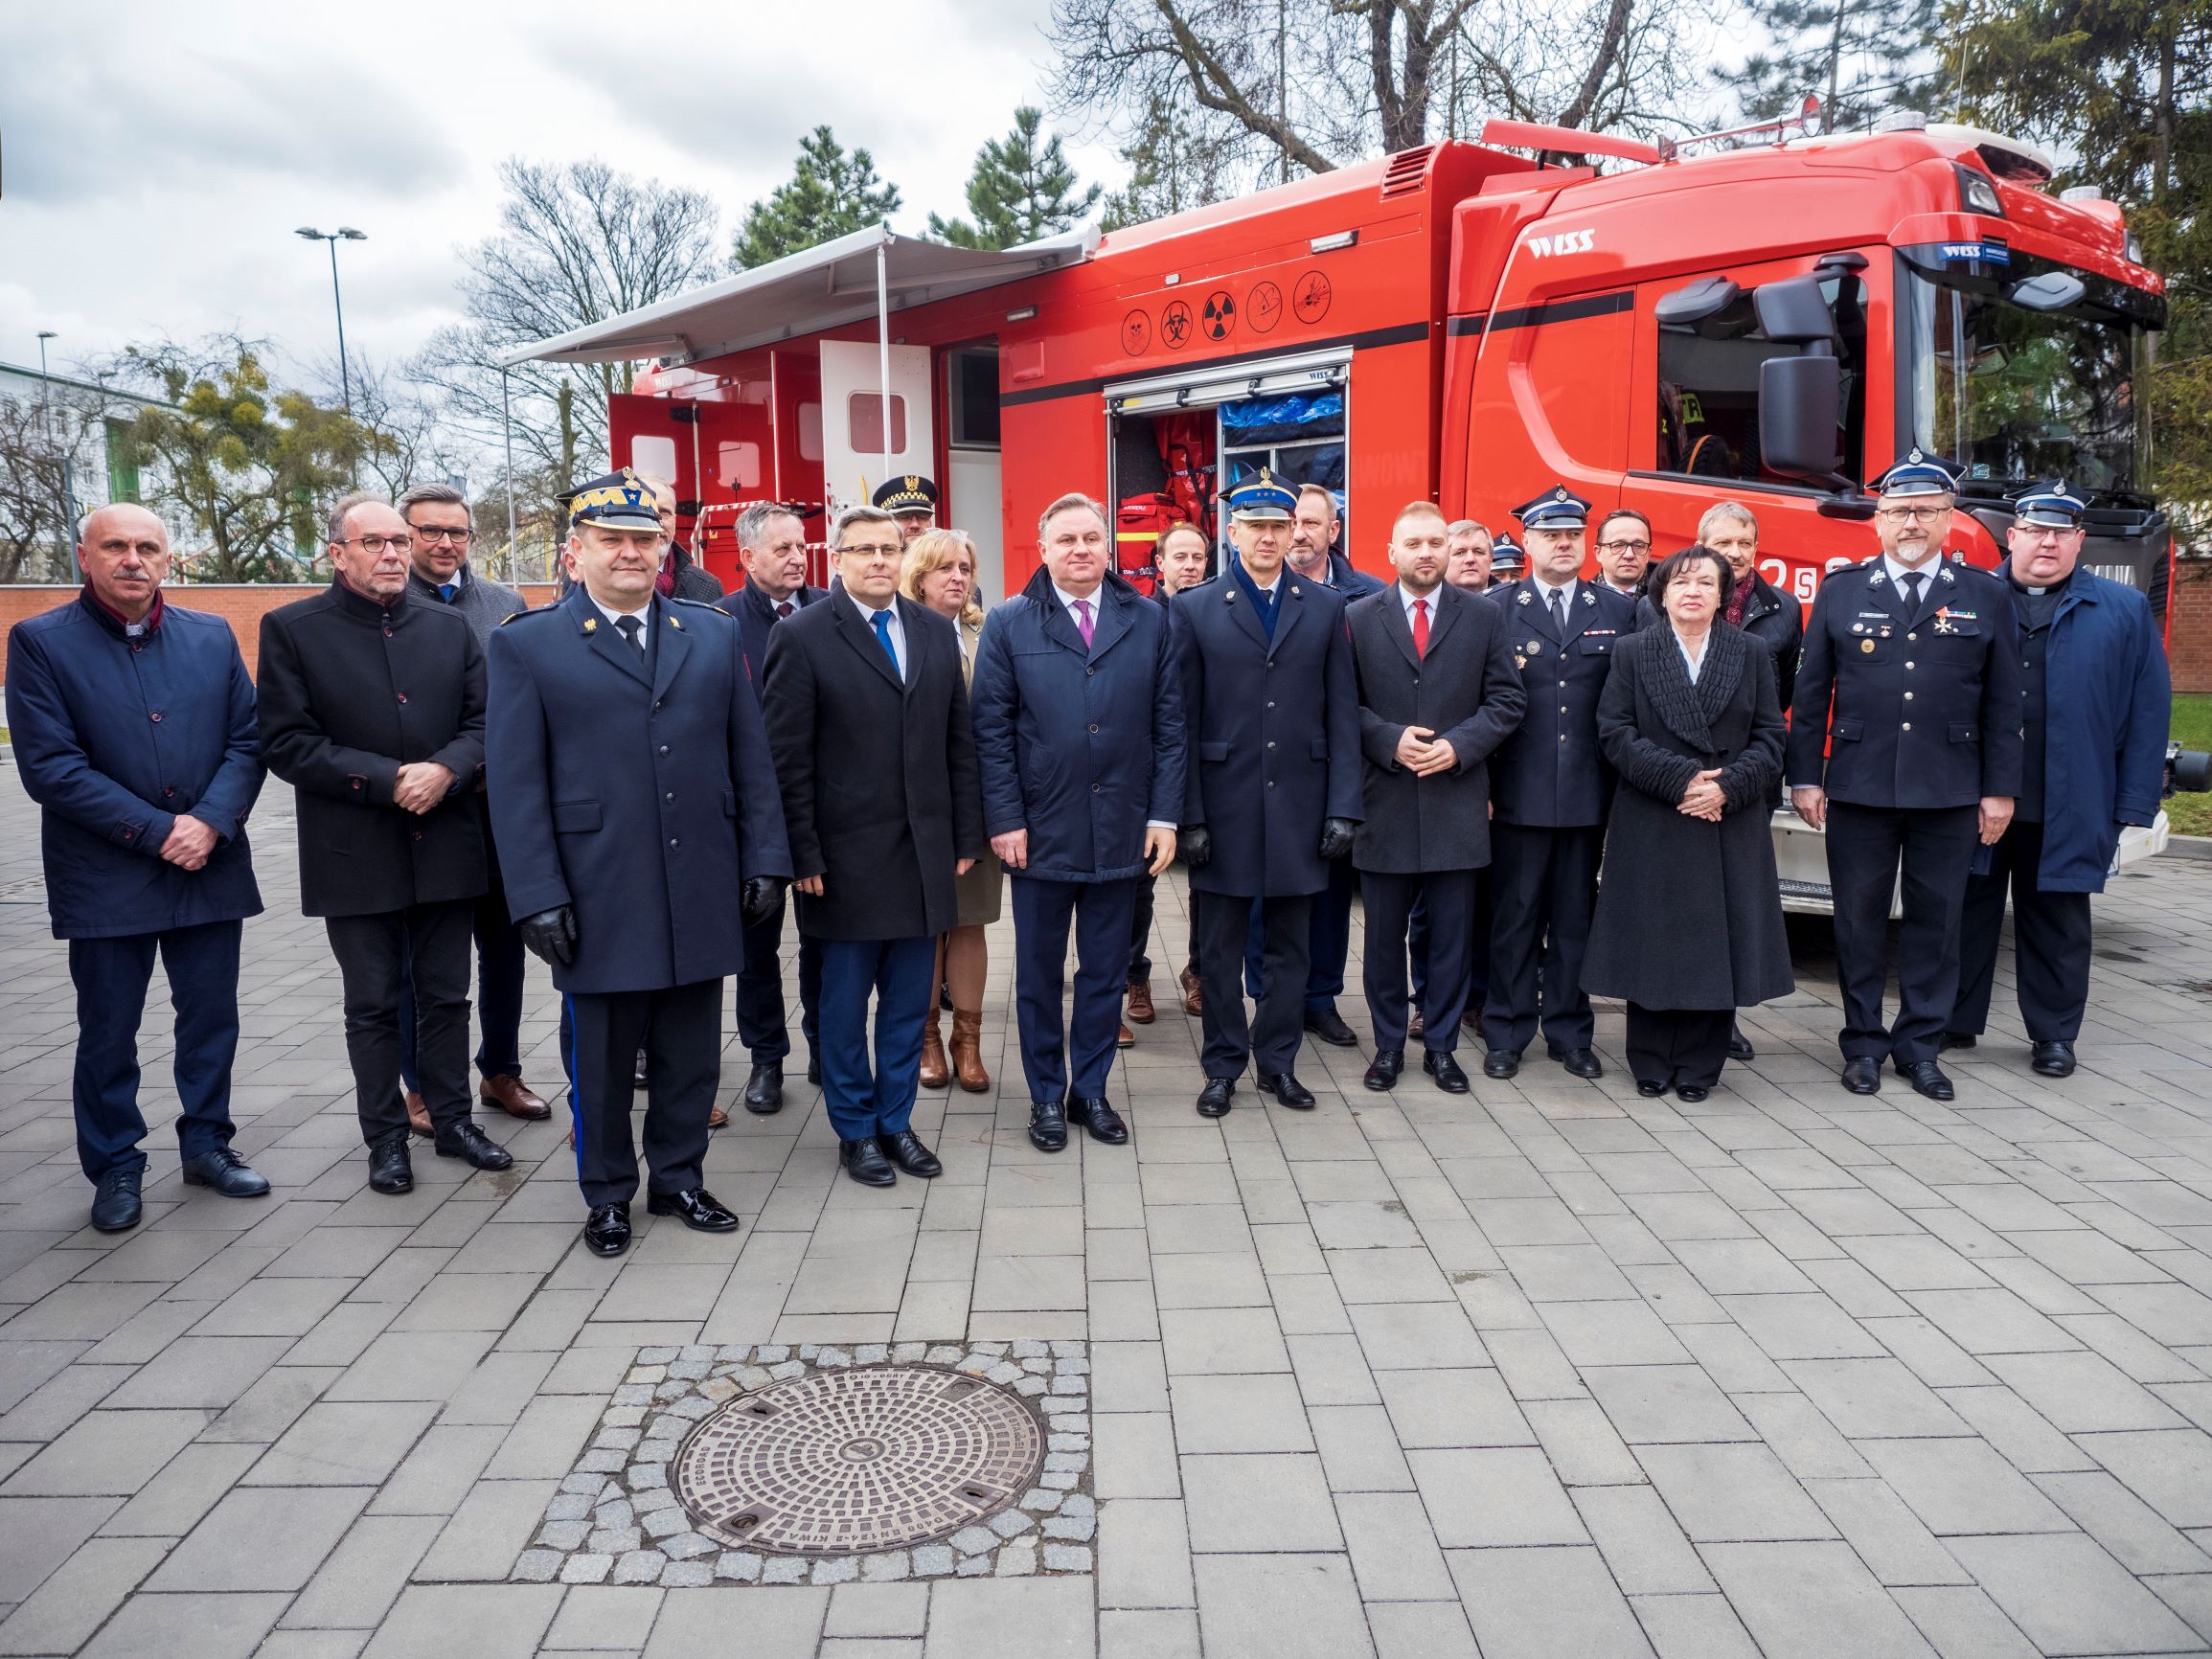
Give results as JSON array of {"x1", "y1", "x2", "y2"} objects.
[
  {"x1": 480, "y1": 1075, "x2": 551, "y2": 1121},
  {"x1": 404, "y1": 1090, "x2": 433, "y2": 1139},
  {"x1": 708, "y1": 1103, "x2": 729, "y2": 1129},
  {"x1": 1118, "y1": 1020, "x2": 1136, "y2": 1049},
  {"x1": 950, "y1": 1009, "x2": 991, "y2": 1093},
  {"x1": 1179, "y1": 966, "x2": 1204, "y2": 1016},
  {"x1": 1127, "y1": 978, "x2": 1156, "y2": 1024},
  {"x1": 1408, "y1": 1009, "x2": 1425, "y2": 1040},
  {"x1": 920, "y1": 1008, "x2": 950, "y2": 1090}
]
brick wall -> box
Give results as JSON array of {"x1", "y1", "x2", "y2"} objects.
[
  {"x1": 0, "y1": 583, "x2": 560, "y2": 685},
  {"x1": 2170, "y1": 558, "x2": 2212, "y2": 693}
]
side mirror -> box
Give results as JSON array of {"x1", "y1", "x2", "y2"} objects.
[
  {"x1": 1760, "y1": 354, "x2": 1842, "y2": 481},
  {"x1": 1754, "y1": 275, "x2": 1836, "y2": 345}
]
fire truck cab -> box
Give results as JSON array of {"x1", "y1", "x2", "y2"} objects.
[{"x1": 518, "y1": 115, "x2": 2174, "y2": 908}]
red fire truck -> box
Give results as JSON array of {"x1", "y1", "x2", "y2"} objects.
[{"x1": 515, "y1": 113, "x2": 2175, "y2": 902}]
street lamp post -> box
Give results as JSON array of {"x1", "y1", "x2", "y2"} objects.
[
  {"x1": 34, "y1": 330, "x2": 80, "y2": 580},
  {"x1": 295, "y1": 226, "x2": 367, "y2": 413}
]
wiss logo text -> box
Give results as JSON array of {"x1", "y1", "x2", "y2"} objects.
[{"x1": 1526, "y1": 229, "x2": 1596, "y2": 257}]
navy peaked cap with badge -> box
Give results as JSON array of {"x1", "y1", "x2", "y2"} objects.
[
  {"x1": 1226, "y1": 469, "x2": 1297, "y2": 523},
  {"x1": 2013, "y1": 480, "x2": 2087, "y2": 528},
  {"x1": 1490, "y1": 537, "x2": 1524, "y2": 573},
  {"x1": 872, "y1": 475, "x2": 940, "y2": 513},
  {"x1": 1875, "y1": 449, "x2": 1961, "y2": 499},
  {"x1": 565, "y1": 467, "x2": 663, "y2": 531},
  {"x1": 1512, "y1": 486, "x2": 1591, "y2": 532}
]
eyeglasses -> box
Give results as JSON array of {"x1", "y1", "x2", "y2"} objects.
[
  {"x1": 410, "y1": 526, "x2": 473, "y2": 545},
  {"x1": 836, "y1": 542, "x2": 903, "y2": 557},
  {"x1": 1880, "y1": 506, "x2": 1950, "y2": 524},
  {"x1": 336, "y1": 534, "x2": 413, "y2": 555},
  {"x1": 1597, "y1": 539, "x2": 1651, "y2": 554}
]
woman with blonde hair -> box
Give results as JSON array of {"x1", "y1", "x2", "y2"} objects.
[{"x1": 900, "y1": 530, "x2": 998, "y2": 1092}]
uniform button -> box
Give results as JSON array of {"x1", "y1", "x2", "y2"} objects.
[
  {"x1": 1558, "y1": 679, "x2": 1567, "y2": 688},
  {"x1": 1560, "y1": 705, "x2": 1568, "y2": 714},
  {"x1": 1267, "y1": 780, "x2": 1276, "y2": 788},
  {"x1": 1907, "y1": 631, "x2": 1918, "y2": 641},
  {"x1": 1904, "y1": 692, "x2": 1914, "y2": 700},
  {"x1": 397, "y1": 693, "x2": 408, "y2": 703},
  {"x1": 1902, "y1": 721, "x2": 1912, "y2": 732},
  {"x1": 1905, "y1": 662, "x2": 1914, "y2": 670},
  {"x1": 659, "y1": 745, "x2": 670, "y2": 755},
  {"x1": 670, "y1": 838, "x2": 679, "y2": 849},
  {"x1": 1090, "y1": 783, "x2": 1102, "y2": 793},
  {"x1": 1559, "y1": 734, "x2": 1567, "y2": 742},
  {"x1": 1266, "y1": 701, "x2": 1275, "y2": 710},
  {"x1": 148, "y1": 711, "x2": 163, "y2": 722},
  {"x1": 1088, "y1": 723, "x2": 1099, "y2": 734},
  {"x1": 1266, "y1": 740, "x2": 1276, "y2": 749},
  {"x1": 665, "y1": 792, "x2": 675, "y2": 803}
]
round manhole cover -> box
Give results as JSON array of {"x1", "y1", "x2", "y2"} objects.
[{"x1": 672, "y1": 1365, "x2": 1044, "y2": 1556}]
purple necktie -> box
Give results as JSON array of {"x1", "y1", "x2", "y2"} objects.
[{"x1": 1073, "y1": 598, "x2": 1094, "y2": 648}]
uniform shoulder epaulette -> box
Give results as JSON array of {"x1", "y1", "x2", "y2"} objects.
[
  {"x1": 673, "y1": 596, "x2": 723, "y2": 610},
  {"x1": 500, "y1": 603, "x2": 559, "y2": 625}
]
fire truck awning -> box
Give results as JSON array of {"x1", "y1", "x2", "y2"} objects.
[{"x1": 501, "y1": 221, "x2": 1100, "y2": 368}]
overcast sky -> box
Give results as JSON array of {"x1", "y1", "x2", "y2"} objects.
[{"x1": 0, "y1": 0, "x2": 1124, "y2": 389}]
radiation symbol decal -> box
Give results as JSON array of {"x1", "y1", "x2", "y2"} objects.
[{"x1": 1201, "y1": 289, "x2": 1236, "y2": 341}]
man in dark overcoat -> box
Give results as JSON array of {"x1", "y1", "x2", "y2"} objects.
[
  {"x1": 762, "y1": 504, "x2": 984, "y2": 1188},
  {"x1": 1789, "y1": 451, "x2": 2022, "y2": 1101},
  {"x1": 718, "y1": 500, "x2": 830, "y2": 1114},
  {"x1": 260, "y1": 493, "x2": 513, "y2": 1195},
  {"x1": 8, "y1": 505, "x2": 271, "y2": 1233},
  {"x1": 1127, "y1": 522, "x2": 1211, "y2": 1025},
  {"x1": 1348, "y1": 502, "x2": 1526, "y2": 1094},
  {"x1": 972, "y1": 492, "x2": 1186, "y2": 1152},
  {"x1": 1172, "y1": 471, "x2": 1361, "y2": 1117},
  {"x1": 1480, "y1": 487, "x2": 1639, "y2": 1080},
  {"x1": 490, "y1": 469, "x2": 789, "y2": 1257}
]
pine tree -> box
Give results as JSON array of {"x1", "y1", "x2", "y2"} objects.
[
  {"x1": 1725, "y1": 0, "x2": 1943, "y2": 131},
  {"x1": 733, "y1": 127, "x2": 902, "y2": 269},
  {"x1": 928, "y1": 108, "x2": 1104, "y2": 250}
]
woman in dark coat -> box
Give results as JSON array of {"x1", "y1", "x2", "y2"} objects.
[{"x1": 1584, "y1": 546, "x2": 1792, "y2": 1099}]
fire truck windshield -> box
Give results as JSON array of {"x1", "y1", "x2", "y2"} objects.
[{"x1": 1902, "y1": 254, "x2": 2156, "y2": 503}]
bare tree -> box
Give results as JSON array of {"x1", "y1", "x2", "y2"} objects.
[
  {"x1": 0, "y1": 389, "x2": 109, "y2": 582},
  {"x1": 323, "y1": 354, "x2": 474, "y2": 503},
  {"x1": 420, "y1": 158, "x2": 723, "y2": 511}
]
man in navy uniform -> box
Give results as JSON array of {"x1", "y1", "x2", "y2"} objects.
[
  {"x1": 489, "y1": 468, "x2": 791, "y2": 1257},
  {"x1": 874, "y1": 475, "x2": 941, "y2": 547},
  {"x1": 1948, "y1": 482, "x2": 2168, "y2": 1077},
  {"x1": 1173, "y1": 471, "x2": 1361, "y2": 1117},
  {"x1": 8, "y1": 505, "x2": 272, "y2": 1232},
  {"x1": 972, "y1": 491, "x2": 1185, "y2": 1152},
  {"x1": 1480, "y1": 486, "x2": 1638, "y2": 1080},
  {"x1": 762, "y1": 505, "x2": 985, "y2": 1188},
  {"x1": 718, "y1": 500, "x2": 829, "y2": 1113},
  {"x1": 1789, "y1": 451, "x2": 2021, "y2": 1100}
]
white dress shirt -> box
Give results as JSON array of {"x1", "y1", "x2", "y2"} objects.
[
  {"x1": 591, "y1": 592, "x2": 653, "y2": 654},
  {"x1": 1532, "y1": 574, "x2": 1579, "y2": 617},
  {"x1": 852, "y1": 596, "x2": 907, "y2": 681},
  {"x1": 1882, "y1": 554, "x2": 1941, "y2": 605},
  {"x1": 1397, "y1": 580, "x2": 1443, "y2": 629}
]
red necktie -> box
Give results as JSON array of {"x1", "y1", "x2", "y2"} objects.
[{"x1": 1411, "y1": 597, "x2": 1429, "y2": 659}]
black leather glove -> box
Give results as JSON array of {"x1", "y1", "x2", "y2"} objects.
[
  {"x1": 517, "y1": 905, "x2": 577, "y2": 967},
  {"x1": 741, "y1": 875, "x2": 788, "y2": 926},
  {"x1": 1178, "y1": 825, "x2": 1212, "y2": 869},
  {"x1": 1317, "y1": 817, "x2": 1357, "y2": 861}
]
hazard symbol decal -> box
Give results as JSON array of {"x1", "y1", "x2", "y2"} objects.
[
  {"x1": 1122, "y1": 310, "x2": 1152, "y2": 355},
  {"x1": 1161, "y1": 299, "x2": 1195, "y2": 350},
  {"x1": 1247, "y1": 281, "x2": 1283, "y2": 333},
  {"x1": 1201, "y1": 289, "x2": 1237, "y2": 341},
  {"x1": 1293, "y1": 269, "x2": 1334, "y2": 325}
]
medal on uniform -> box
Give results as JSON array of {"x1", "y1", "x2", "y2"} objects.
[
  {"x1": 1527, "y1": 639, "x2": 1541, "y2": 655},
  {"x1": 1860, "y1": 638, "x2": 1875, "y2": 653}
]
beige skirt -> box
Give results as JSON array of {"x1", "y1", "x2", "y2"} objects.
[{"x1": 954, "y1": 851, "x2": 1003, "y2": 928}]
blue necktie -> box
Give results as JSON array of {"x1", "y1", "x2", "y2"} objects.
[
  {"x1": 872, "y1": 609, "x2": 898, "y2": 674},
  {"x1": 438, "y1": 582, "x2": 456, "y2": 602}
]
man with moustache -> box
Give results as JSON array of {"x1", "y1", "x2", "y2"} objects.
[
  {"x1": 1129, "y1": 521, "x2": 1212, "y2": 1025},
  {"x1": 1947, "y1": 482, "x2": 2167, "y2": 1077},
  {"x1": 1789, "y1": 451, "x2": 2020, "y2": 1101}
]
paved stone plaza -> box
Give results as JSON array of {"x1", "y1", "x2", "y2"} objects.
[{"x1": 3, "y1": 764, "x2": 2212, "y2": 1659}]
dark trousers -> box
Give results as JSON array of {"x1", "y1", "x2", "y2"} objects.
[
  {"x1": 737, "y1": 888, "x2": 823, "y2": 1064},
  {"x1": 1128, "y1": 872, "x2": 1197, "y2": 986},
  {"x1": 1826, "y1": 801, "x2": 1980, "y2": 1065},
  {"x1": 561, "y1": 976, "x2": 720, "y2": 1209},
  {"x1": 1409, "y1": 870, "x2": 1490, "y2": 1017},
  {"x1": 816, "y1": 935, "x2": 935, "y2": 1140},
  {"x1": 1952, "y1": 818, "x2": 2093, "y2": 1043},
  {"x1": 68, "y1": 920, "x2": 243, "y2": 1181},
  {"x1": 1483, "y1": 822, "x2": 1603, "y2": 1055},
  {"x1": 1245, "y1": 855, "x2": 1354, "y2": 1013},
  {"x1": 1197, "y1": 890, "x2": 1311, "y2": 1078},
  {"x1": 327, "y1": 901, "x2": 475, "y2": 1146},
  {"x1": 397, "y1": 827, "x2": 526, "y2": 1092},
  {"x1": 1364, "y1": 869, "x2": 1478, "y2": 1055},
  {"x1": 1626, "y1": 1002, "x2": 1734, "y2": 1091},
  {"x1": 1012, "y1": 875, "x2": 1138, "y2": 1104}
]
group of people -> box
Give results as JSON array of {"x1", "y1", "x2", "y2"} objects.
[{"x1": 5, "y1": 444, "x2": 2170, "y2": 1259}]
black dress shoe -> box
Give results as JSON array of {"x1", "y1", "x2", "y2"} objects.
[
  {"x1": 1423, "y1": 1051, "x2": 1471, "y2": 1094},
  {"x1": 1940, "y1": 1032, "x2": 1978, "y2": 1053},
  {"x1": 1259, "y1": 1072, "x2": 1316, "y2": 1108},
  {"x1": 1840, "y1": 1057, "x2": 1882, "y2": 1094},
  {"x1": 89, "y1": 1168, "x2": 142, "y2": 1233},
  {"x1": 434, "y1": 1122, "x2": 515, "y2": 1171},
  {"x1": 1636, "y1": 1079, "x2": 1668, "y2": 1098},
  {"x1": 647, "y1": 1187, "x2": 741, "y2": 1232},
  {"x1": 1363, "y1": 1050, "x2": 1404, "y2": 1092},
  {"x1": 1196, "y1": 1078, "x2": 1235, "y2": 1118},
  {"x1": 583, "y1": 1202, "x2": 631, "y2": 1257},
  {"x1": 1069, "y1": 1098, "x2": 1129, "y2": 1145},
  {"x1": 1727, "y1": 1026, "x2": 1755, "y2": 1062},
  {"x1": 1483, "y1": 1049, "x2": 1520, "y2": 1079},
  {"x1": 807, "y1": 1055, "x2": 821, "y2": 1085},
  {"x1": 743, "y1": 1062, "x2": 784, "y2": 1115},
  {"x1": 1027, "y1": 1100, "x2": 1069, "y2": 1153},
  {"x1": 878, "y1": 1129, "x2": 944, "y2": 1175},
  {"x1": 839, "y1": 1137, "x2": 898, "y2": 1186},
  {"x1": 368, "y1": 1129, "x2": 414, "y2": 1193},
  {"x1": 180, "y1": 1147, "x2": 271, "y2": 1197},
  {"x1": 1896, "y1": 1058, "x2": 1955, "y2": 1102},
  {"x1": 1304, "y1": 1008, "x2": 1358, "y2": 1047},
  {"x1": 1558, "y1": 1047, "x2": 1604, "y2": 1079},
  {"x1": 2031, "y1": 1040, "x2": 2076, "y2": 1078},
  {"x1": 1676, "y1": 1084, "x2": 1711, "y2": 1102}
]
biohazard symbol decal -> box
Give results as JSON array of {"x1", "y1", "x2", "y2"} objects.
[
  {"x1": 1201, "y1": 289, "x2": 1236, "y2": 341},
  {"x1": 1293, "y1": 269, "x2": 1334, "y2": 324},
  {"x1": 1161, "y1": 298, "x2": 1195, "y2": 350},
  {"x1": 1122, "y1": 310, "x2": 1152, "y2": 354},
  {"x1": 1247, "y1": 281, "x2": 1284, "y2": 333}
]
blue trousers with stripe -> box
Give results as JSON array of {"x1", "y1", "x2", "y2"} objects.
[{"x1": 561, "y1": 977, "x2": 722, "y2": 1209}]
